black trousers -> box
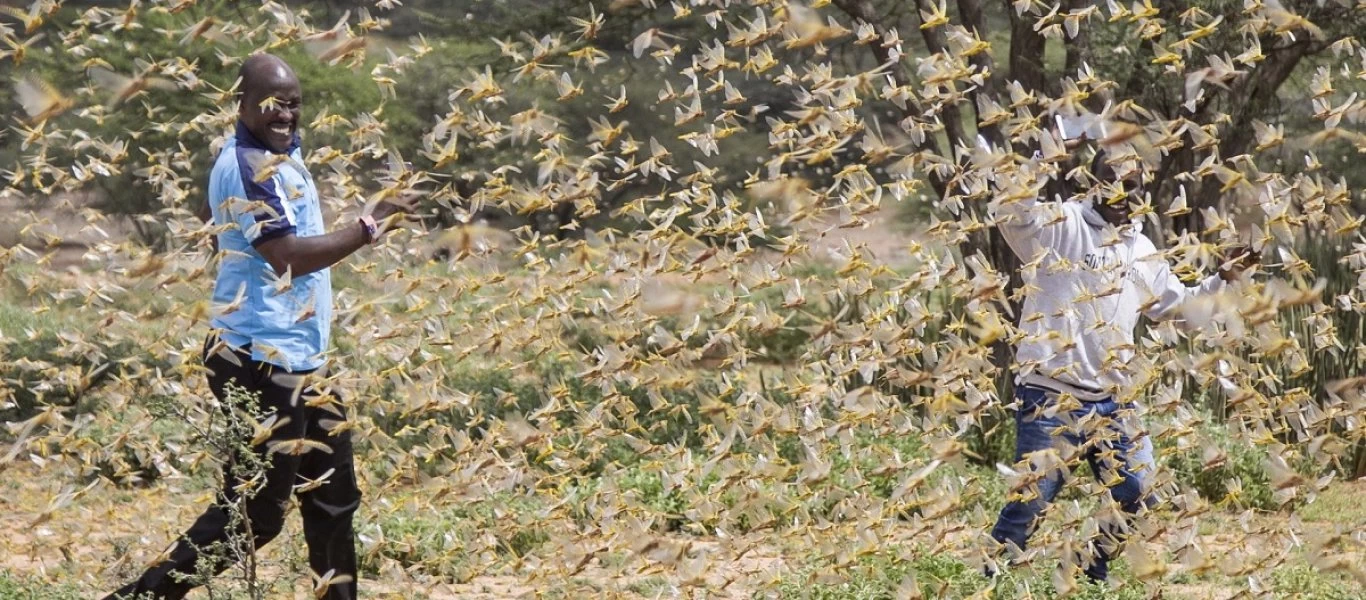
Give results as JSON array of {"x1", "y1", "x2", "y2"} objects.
[{"x1": 107, "y1": 335, "x2": 362, "y2": 599}]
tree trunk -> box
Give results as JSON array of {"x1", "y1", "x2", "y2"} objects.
[
  {"x1": 1062, "y1": 0, "x2": 1091, "y2": 78},
  {"x1": 1178, "y1": 37, "x2": 1313, "y2": 236},
  {"x1": 832, "y1": 0, "x2": 1037, "y2": 325},
  {"x1": 956, "y1": 0, "x2": 1004, "y2": 147},
  {"x1": 1005, "y1": 1, "x2": 1047, "y2": 100},
  {"x1": 911, "y1": 0, "x2": 972, "y2": 153},
  {"x1": 830, "y1": 0, "x2": 951, "y2": 201}
]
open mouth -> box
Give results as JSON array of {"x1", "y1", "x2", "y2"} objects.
[{"x1": 269, "y1": 123, "x2": 294, "y2": 137}]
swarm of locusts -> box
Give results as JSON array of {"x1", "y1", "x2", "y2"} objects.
[{"x1": 1, "y1": 0, "x2": 1365, "y2": 598}]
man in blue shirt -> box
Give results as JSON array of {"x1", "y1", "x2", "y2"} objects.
[{"x1": 108, "y1": 53, "x2": 409, "y2": 600}]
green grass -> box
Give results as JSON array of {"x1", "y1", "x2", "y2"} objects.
[
  {"x1": 775, "y1": 547, "x2": 1357, "y2": 600},
  {"x1": 1296, "y1": 480, "x2": 1366, "y2": 525},
  {"x1": 3, "y1": 194, "x2": 1363, "y2": 600},
  {"x1": 0, "y1": 572, "x2": 84, "y2": 600},
  {"x1": 774, "y1": 546, "x2": 1147, "y2": 600},
  {"x1": 1269, "y1": 563, "x2": 1361, "y2": 600},
  {"x1": 356, "y1": 489, "x2": 552, "y2": 579},
  {"x1": 626, "y1": 575, "x2": 673, "y2": 597}
]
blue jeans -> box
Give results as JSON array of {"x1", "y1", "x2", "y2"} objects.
[{"x1": 990, "y1": 384, "x2": 1155, "y2": 581}]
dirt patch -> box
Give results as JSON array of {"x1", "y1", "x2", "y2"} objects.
[
  {"x1": 0, "y1": 190, "x2": 140, "y2": 271},
  {"x1": 1164, "y1": 582, "x2": 1240, "y2": 600},
  {"x1": 793, "y1": 201, "x2": 921, "y2": 268}
]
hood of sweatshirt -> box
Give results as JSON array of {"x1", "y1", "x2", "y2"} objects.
[{"x1": 1082, "y1": 201, "x2": 1143, "y2": 236}]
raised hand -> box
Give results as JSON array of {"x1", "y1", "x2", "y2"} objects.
[{"x1": 1218, "y1": 243, "x2": 1261, "y2": 282}]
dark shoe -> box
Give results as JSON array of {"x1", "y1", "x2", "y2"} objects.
[{"x1": 1082, "y1": 560, "x2": 1108, "y2": 583}]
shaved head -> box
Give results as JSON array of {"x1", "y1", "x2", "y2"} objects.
[
  {"x1": 237, "y1": 54, "x2": 302, "y2": 153},
  {"x1": 238, "y1": 53, "x2": 297, "y2": 103}
]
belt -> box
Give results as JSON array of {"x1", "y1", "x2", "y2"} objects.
[
  {"x1": 1018, "y1": 373, "x2": 1111, "y2": 402},
  {"x1": 203, "y1": 330, "x2": 324, "y2": 375}
]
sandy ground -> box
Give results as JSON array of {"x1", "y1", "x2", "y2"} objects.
[
  {"x1": 0, "y1": 461, "x2": 790, "y2": 598},
  {"x1": 5, "y1": 461, "x2": 1362, "y2": 598}
]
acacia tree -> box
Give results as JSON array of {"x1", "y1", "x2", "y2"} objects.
[
  {"x1": 830, "y1": 0, "x2": 1363, "y2": 249},
  {"x1": 819, "y1": 0, "x2": 1362, "y2": 332},
  {"x1": 807, "y1": 0, "x2": 1366, "y2": 466}
]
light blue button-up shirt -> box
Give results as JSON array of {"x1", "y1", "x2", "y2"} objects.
[{"x1": 207, "y1": 122, "x2": 331, "y2": 372}]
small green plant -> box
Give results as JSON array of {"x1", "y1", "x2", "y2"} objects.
[
  {"x1": 0, "y1": 571, "x2": 85, "y2": 600},
  {"x1": 614, "y1": 463, "x2": 689, "y2": 531},
  {"x1": 356, "y1": 490, "x2": 550, "y2": 580},
  {"x1": 123, "y1": 382, "x2": 286, "y2": 599},
  {"x1": 1270, "y1": 563, "x2": 1359, "y2": 600},
  {"x1": 1158, "y1": 418, "x2": 1281, "y2": 511}
]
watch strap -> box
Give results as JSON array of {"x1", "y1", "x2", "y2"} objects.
[{"x1": 359, "y1": 214, "x2": 378, "y2": 244}]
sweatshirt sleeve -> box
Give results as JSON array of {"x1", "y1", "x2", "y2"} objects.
[
  {"x1": 991, "y1": 194, "x2": 1077, "y2": 262},
  {"x1": 1141, "y1": 258, "x2": 1227, "y2": 322},
  {"x1": 990, "y1": 151, "x2": 1088, "y2": 261}
]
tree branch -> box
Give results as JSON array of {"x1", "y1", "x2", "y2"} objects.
[
  {"x1": 1178, "y1": 34, "x2": 1313, "y2": 235},
  {"x1": 830, "y1": 0, "x2": 952, "y2": 200},
  {"x1": 956, "y1": 0, "x2": 1005, "y2": 147},
  {"x1": 1062, "y1": 0, "x2": 1091, "y2": 79},
  {"x1": 912, "y1": 0, "x2": 972, "y2": 158}
]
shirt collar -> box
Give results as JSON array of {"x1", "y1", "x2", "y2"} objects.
[{"x1": 234, "y1": 120, "x2": 301, "y2": 155}]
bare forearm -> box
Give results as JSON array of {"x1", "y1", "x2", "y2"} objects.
[{"x1": 258, "y1": 221, "x2": 369, "y2": 277}]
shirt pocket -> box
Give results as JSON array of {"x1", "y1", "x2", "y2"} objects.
[
  {"x1": 276, "y1": 181, "x2": 306, "y2": 224},
  {"x1": 259, "y1": 279, "x2": 301, "y2": 330}
]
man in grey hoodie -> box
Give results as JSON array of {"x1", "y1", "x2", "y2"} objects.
[{"x1": 985, "y1": 148, "x2": 1258, "y2": 582}]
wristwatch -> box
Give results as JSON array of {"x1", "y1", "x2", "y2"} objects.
[{"x1": 358, "y1": 214, "x2": 378, "y2": 244}]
